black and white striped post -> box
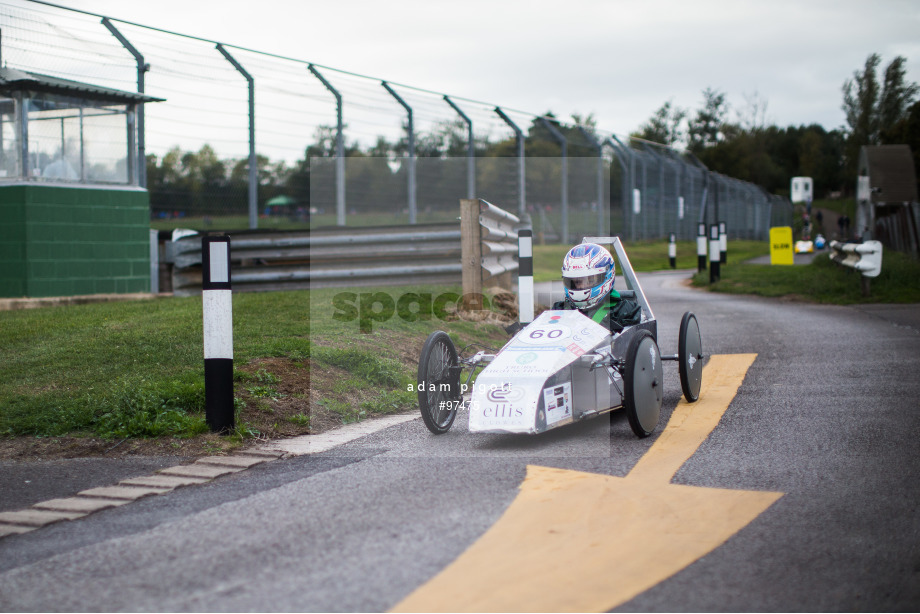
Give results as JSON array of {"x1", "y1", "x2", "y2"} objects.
[
  {"x1": 518, "y1": 229, "x2": 534, "y2": 324},
  {"x1": 709, "y1": 224, "x2": 721, "y2": 284},
  {"x1": 668, "y1": 233, "x2": 677, "y2": 269},
  {"x1": 719, "y1": 221, "x2": 727, "y2": 264},
  {"x1": 696, "y1": 223, "x2": 707, "y2": 272},
  {"x1": 202, "y1": 235, "x2": 234, "y2": 433}
]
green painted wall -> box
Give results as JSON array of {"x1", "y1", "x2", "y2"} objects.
[{"x1": 0, "y1": 185, "x2": 150, "y2": 297}]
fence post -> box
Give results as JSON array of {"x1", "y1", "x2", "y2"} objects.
[
  {"x1": 382, "y1": 82, "x2": 416, "y2": 224},
  {"x1": 102, "y1": 18, "x2": 149, "y2": 188},
  {"x1": 444, "y1": 96, "x2": 475, "y2": 199},
  {"x1": 539, "y1": 117, "x2": 568, "y2": 244},
  {"x1": 202, "y1": 235, "x2": 234, "y2": 433},
  {"x1": 308, "y1": 65, "x2": 345, "y2": 226},
  {"x1": 216, "y1": 44, "x2": 257, "y2": 230},
  {"x1": 609, "y1": 136, "x2": 633, "y2": 240},
  {"x1": 642, "y1": 143, "x2": 667, "y2": 239},
  {"x1": 149, "y1": 229, "x2": 159, "y2": 293},
  {"x1": 577, "y1": 126, "x2": 605, "y2": 234},
  {"x1": 460, "y1": 199, "x2": 482, "y2": 310},
  {"x1": 495, "y1": 107, "x2": 525, "y2": 216}
]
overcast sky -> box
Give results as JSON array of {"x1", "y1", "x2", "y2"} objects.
[{"x1": 42, "y1": 0, "x2": 920, "y2": 138}]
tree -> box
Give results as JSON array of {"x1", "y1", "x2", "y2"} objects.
[
  {"x1": 879, "y1": 57, "x2": 920, "y2": 141},
  {"x1": 634, "y1": 100, "x2": 686, "y2": 146},
  {"x1": 881, "y1": 100, "x2": 920, "y2": 183},
  {"x1": 570, "y1": 112, "x2": 597, "y2": 129},
  {"x1": 798, "y1": 129, "x2": 824, "y2": 181},
  {"x1": 737, "y1": 90, "x2": 770, "y2": 131},
  {"x1": 842, "y1": 53, "x2": 919, "y2": 176},
  {"x1": 688, "y1": 88, "x2": 729, "y2": 153},
  {"x1": 842, "y1": 53, "x2": 882, "y2": 147},
  {"x1": 413, "y1": 119, "x2": 469, "y2": 158}
]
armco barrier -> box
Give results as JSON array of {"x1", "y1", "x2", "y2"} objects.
[
  {"x1": 460, "y1": 199, "x2": 521, "y2": 307},
  {"x1": 829, "y1": 239, "x2": 883, "y2": 296},
  {"x1": 829, "y1": 240, "x2": 883, "y2": 276},
  {"x1": 167, "y1": 223, "x2": 462, "y2": 296}
]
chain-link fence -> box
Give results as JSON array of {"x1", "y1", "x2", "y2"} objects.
[
  {"x1": 0, "y1": 0, "x2": 791, "y2": 241},
  {"x1": 609, "y1": 141, "x2": 792, "y2": 242}
]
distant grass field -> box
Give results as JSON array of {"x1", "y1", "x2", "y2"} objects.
[{"x1": 532, "y1": 239, "x2": 770, "y2": 282}]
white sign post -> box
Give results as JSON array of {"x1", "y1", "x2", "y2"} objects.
[{"x1": 202, "y1": 235, "x2": 234, "y2": 433}]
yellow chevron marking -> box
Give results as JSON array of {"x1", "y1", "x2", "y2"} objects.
[{"x1": 393, "y1": 354, "x2": 781, "y2": 613}]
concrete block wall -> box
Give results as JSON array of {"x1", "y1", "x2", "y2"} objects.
[{"x1": 0, "y1": 185, "x2": 151, "y2": 298}]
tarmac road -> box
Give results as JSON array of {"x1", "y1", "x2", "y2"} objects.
[{"x1": 1, "y1": 271, "x2": 918, "y2": 611}]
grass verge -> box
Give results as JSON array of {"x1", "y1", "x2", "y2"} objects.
[
  {"x1": 0, "y1": 284, "x2": 511, "y2": 458},
  {"x1": 691, "y1": 250, "x2": 920, "y2": 304}
]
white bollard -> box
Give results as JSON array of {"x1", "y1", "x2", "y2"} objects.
[
  {"x1": 696, "y1": 223, "x2": 707, "y2": 272},
  {"x1": 518, "y1": 229, "x2": 534, "y2": 324},
  {"x1": 668, "y1": 233, "x2": 677, "y2": 269},
  {"x1": 202, "y1": 235, "x2": 234, "y2": 433},
  {"x1": 709, "y1": 224, "x2": 721, "y2": 283}
]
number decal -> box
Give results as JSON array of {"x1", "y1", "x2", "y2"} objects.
[{"x1": 519, "y1": 324, "x2": 572, "y2": 345}]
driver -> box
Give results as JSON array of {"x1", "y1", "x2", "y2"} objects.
[{"x1": 552, "y1": 243, "x2": 641, "y2": 332}]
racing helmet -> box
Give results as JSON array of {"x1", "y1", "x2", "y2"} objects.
[{"x1": 561, "y1": 243, "x2": 615, "y2": 310}]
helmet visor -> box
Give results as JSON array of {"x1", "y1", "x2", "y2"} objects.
[{"x1": 563, "y1": 272, "x2": 607, "y2": 291}]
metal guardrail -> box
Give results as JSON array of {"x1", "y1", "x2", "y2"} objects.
[
  {"x1": 829, "y1": 239, "x2": 883, "y2": 297},
  {"x1": 460, "y1": 199, "x2": 521, "y2": 305},
  {"x1": 829, "y1": 240, "x2": 883, "y2": 277},
  {"x1": 167, "y1": 223, "x2": 462, "y2": 296},
  {"x1": 478, "y1": 200, "x2": 521, "y2": 279}
]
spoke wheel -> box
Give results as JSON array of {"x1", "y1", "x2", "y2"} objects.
[
  {"x1": 678, "y1": 312, "x2": 703, "y2": 403},
  {"x1": 417, "y1": 331, "x2": 460, "y2": 434},
  {"x1": 624, "y1": 329, "x2": 663, "y2": 438}
]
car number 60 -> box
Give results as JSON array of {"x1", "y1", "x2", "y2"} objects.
[{"x1": 518, "y1": 325, "x2": 572, "y2": 345}]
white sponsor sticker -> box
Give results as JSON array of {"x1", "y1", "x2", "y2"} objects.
[{"x1": 543, "y1": 382, "x2": 572, "y2": 426}]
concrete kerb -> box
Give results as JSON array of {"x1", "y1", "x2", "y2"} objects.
[
  {"x1": 0, "y1": 293, "x2": 160, "y2": 312},
  {"x1": 0, "y1": 412, "x2": 420, "y2": 540}
]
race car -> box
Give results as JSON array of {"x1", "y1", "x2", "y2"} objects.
[
  {"x1": 416, "y1": 236, "x2": 704, "y2": 438},
  {"x1": 794, "y1": 240, "x2": 815, "y2": 254}
]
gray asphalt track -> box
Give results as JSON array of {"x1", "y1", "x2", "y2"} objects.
[
  {"x1": 0, "y1": 457, "x2": 190, "y2": 513},
  {"x1": 1, "y1": 271, "x2": 918, "y2": 611}
]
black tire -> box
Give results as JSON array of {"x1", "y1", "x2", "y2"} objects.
[
  {"x1": 678, "y1": 312, "x2": 703, "y2": 403},
  {"x1": 623, "y1": 329, "x2": 663, "y2": 438},
  {"x1": 417, "y1": 331, "x2": 461, "y2": 434}
]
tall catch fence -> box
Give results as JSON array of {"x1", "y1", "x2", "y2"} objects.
[{"x1": 0, "y1": 0, "x2": 791, "y2": 242}]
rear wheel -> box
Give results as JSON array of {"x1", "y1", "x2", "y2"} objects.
[
  {"x1": 624, "y1": 329, "x2": 663, "y2": 438},
  {"x1": 678, "y1": 312, "x2": 703, "y2": 402},
  {"x1": 417, "y1": 331, "x2": 461, "y2": 434}
]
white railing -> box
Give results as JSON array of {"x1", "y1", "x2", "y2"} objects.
[
  {"x1": 829, "y1": 240, "x2": 883, "y2": 296},
  {"x1": 460, "y1": 199, "x2": 521, "y2": 306}
]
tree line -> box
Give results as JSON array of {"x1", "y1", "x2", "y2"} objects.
[
  {"x1": 146, "y1": 114, "x2": 606, "y2": 219},
  {"x1": 147, "y1": 52, "x2": 919, "y2": 218},
  {"x1": 634, "y1": 53, "x2": 919, "y2": 199}
]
